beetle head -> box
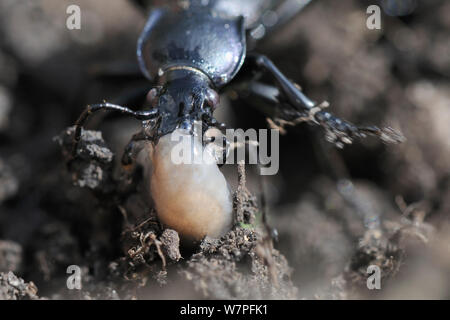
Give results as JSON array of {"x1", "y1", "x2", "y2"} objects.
[{"x1": 145, "y1": 69, "x2": 220, "y2": 138}]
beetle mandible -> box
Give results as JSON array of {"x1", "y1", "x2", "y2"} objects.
[{"x1": 71, "y1": 0, "x2": 403, "y2": 241}]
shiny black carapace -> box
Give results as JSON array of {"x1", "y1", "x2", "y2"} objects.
[{"x1": 72, "y1": 0, "x2": 403, "y2": 165}]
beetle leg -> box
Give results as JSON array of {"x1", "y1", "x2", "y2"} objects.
[
  {"x1": 120, "y1": 130, "x2": 150, "y2": 187},
  {"x1": 234, "y1": 64, "x2": 404, "y2": 147},
  {"x1": 248, "y1": 54, "x2": 316, "y2": 110},
  {"x1": 121, "y1": 130, "x2": 149, "y2": 171},
  {"x1": 72, "y1": 102, "x2": 159, "y2": 158}
]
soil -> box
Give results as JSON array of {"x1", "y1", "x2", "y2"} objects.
[{"x1": 0, "y1": 0, "x2": 449, "y2": 299}]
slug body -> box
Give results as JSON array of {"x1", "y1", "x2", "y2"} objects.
[{"x1": 149, "y1": 130, "x2": 233, "y2": 241}]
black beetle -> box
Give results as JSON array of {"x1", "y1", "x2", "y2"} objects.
[
  {"x1": 72, "y1": 0, "x2": 402, "y2": 155},
  {"x1": 70, "y1": 0, "x2": 403, "y2": 240},
  {"x1": 73, "y1": 0, "x2": 401, "y2": 154}
]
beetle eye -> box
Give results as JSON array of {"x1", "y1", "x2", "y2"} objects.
[
  {"x1": 146, "y1": 88, "x2": 159, "y2": 107},
  {"x1": 205, "y1": 88, "x2": 220, "y2": 109}
]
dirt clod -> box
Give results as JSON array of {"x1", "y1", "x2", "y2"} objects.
[
  {"x1": 0, "y1": 272, "x2": 40, "y2": 300},
  {"x1": 55, "y1": 127, "x2": 115, "y2": 192},
  {"x1": 160, "y1": 229, "x2": 181, "y2": 262}
]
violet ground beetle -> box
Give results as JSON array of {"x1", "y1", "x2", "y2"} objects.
[{"x1": 71, "y1": 0, "x2": 404, "y2": 241}]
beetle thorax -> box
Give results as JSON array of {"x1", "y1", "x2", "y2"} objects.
[{"x1": 146, "y1": 68, "x2": 220, "y2": 139}]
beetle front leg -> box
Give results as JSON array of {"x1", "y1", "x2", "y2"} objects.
[
  {"x1": 242, "y1": 54, "x2": 405, "y2": 147},
  {"x1": 248, "y1": 54, "x2": 316, "y2": 110},
  {"x1": 119, "y1": 130, "x2": 150, "y2": 188}
]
